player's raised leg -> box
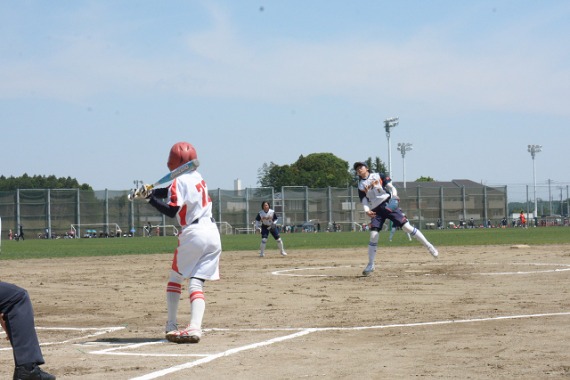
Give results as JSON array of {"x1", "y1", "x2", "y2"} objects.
[{"x1": 401, "y1": 222, "x2": 438, "y2": 258}]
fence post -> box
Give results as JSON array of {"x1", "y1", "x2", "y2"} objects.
[
  {"x1": 416, "y1": 185, "x2": 422, "y2": 229},
  {"x1": 47, "y1": 189, "x2": 52, "y2": 239},
  {"x1": 483, "y1": 186, "x2": 488, "y2": 227},
  {"x1": 16, "y1": 189, "x2": 20, "y2": 234},
  {"x1": 566, "y1": 185, "x2": 570, "y2": 219},
  {"x1": 305, "y1": 186, "x2": 309, "y2": 223},
  {"x1": 245, "y1": 188, "x2": 250, "y2": 228},
  {"x1": 526, "y1": 185, "x2": 530, "y2": 221},
  {"x1": 281, "y1": 186, "x2": 286, "y2": 227},
  {"x1": 105, "y1": 189, "x2": 109, "y2": 236},
  {"x1": 325, "y1": 186, "x2": 332, "y2": 226},
  {"x1": 348, "y1": 186, "x2": 354, "y2": 229},
  {"x1": 439, "y1": 186, "x2": 444, "y2": 227}
]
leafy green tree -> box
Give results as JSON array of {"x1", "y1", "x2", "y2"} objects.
[
  {"x1": 258, "y1": 153, "x2": 353, "y2": 188},
  {"x1": 416, "y1": 176, "x2": 435, "y2": 182},
  {"x1": 359, "y1": 157, "x2": 387, "y2": 174},
  {"x1": 0, "y1": 174, "x2": 92, "y2": 191}
]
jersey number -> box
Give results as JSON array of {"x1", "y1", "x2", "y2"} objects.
[{"x1": 195, "y1": 180, "x2": 212, "y2": 207}]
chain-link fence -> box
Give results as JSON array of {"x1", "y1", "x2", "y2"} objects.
[{"x1": 1, "y1": 182, "x2": 569, "y2": 239}]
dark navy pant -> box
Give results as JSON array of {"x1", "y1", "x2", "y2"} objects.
[{"x1": 0, "y1": 281, "x2": 45, "y2": 366}]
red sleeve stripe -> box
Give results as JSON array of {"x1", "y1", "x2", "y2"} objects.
[{"x1": 169, "y1": 179, "x2": 178, "y2": 207}]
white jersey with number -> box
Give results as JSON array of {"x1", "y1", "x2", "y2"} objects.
[
  {"x1": 168, "y1": 171, "x2": 212, "y2": 229},
  {"x1": 167, "y1": 170, "x2": 221, "y2": 280},
  {"x1": 357, "y1": 172, "x2": 397, "y2": 212}
]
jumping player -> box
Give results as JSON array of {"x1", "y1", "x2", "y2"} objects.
[
  {"x1": 255, "y1": 201, "x2": 287, "y2": 257},
  {"x1": 138, "y1": 142, "x2": 222, "y2": 343},
  {"x1": 354, "y1": 161, "x2": 438, "y2": 276}
]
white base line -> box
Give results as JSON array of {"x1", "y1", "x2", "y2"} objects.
[
  {"x1": 0, "y1": 326, "x2": 125, "y2": 351},
  {"x1": 129, "y1": 311, "x2": 570, "y2": 380},
  {"x1": 129, "y1": 329, "x2": 316, "y2": 380}
]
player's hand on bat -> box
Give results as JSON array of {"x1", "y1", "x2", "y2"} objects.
[
  {"x1": 137, "y1": 184, "x2": 154, "y2": 199},
  {"x1": 366, "y1": 210, "x2": 376, "y2": 217}
]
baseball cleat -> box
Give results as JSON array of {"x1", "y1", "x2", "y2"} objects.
[
  {"x1": 362, "y1": 263, "x2": 375, "y2": 276},
  {"x1": 13, "y1": 364, "x2": 56, "y2": 380},
  {"x1": 259, "y1": 252, "x2": 265, "y2": 257},
  {"x1": 428, "y1": 245, "x2": 439, "y2": 258},
  {"x1": 166, "y1": 326, "x2": 202, "y2": 344},
  {"x1": 281, "y1": 251, "x2": 287, "y2": 256}
]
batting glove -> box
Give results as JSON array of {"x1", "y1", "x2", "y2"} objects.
[{"x1": 137, "y1": 184, "x2": 154, "y2": 199}]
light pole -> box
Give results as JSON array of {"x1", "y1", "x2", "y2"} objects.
[
  {"x1": 132, "y1": 180, "x2": 143, "y2": 236},
  {"x1": 527, "y1": 145, "x2": 542, "y2": 222},
  {"x1": 397, "y1": 142, "x2": 413, "y2": 189},
  {"x1": 384, "y1": 117, "x2": 399, "y2": 176}
]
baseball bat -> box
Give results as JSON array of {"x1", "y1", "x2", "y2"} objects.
[{"x1": 128, "y1": 159, "x2": 200, "y2": 201}]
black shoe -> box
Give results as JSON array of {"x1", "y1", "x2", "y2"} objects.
[{"x1": 13, "y1": 364, "x2": 56, "y2": 380}]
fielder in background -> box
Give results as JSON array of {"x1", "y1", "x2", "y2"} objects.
[
  {"x1": 354, "y1": 161, "x2": 438, "y2": 276},
  {"x1": 138, "y1": 142, "x2": 222, "y2": 344},
  {"x1": 0, "y1": 281, "x2": 56, "y2": 380},
  {"x1": 255, "y1": 201, "x2": 287, "y2": 257}
]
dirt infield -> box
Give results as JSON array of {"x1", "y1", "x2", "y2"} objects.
[{"x1": 1, "y1": 244, "x2": 569, "y2": 379}]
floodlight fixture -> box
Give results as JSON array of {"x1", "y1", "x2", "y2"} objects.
[
  {"x1": 397, "y1": 143, "x2": 413, "y2": 188},
  {"x1": 527, "y1": 144, "x2": 542, "y2": 221},
  {"x1": 384, "y1": 117, "x2": 399, "y2": 176}
]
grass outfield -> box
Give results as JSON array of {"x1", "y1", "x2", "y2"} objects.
[{"x1": 0, "y1": 226, "x2": 569, "y2": 260}]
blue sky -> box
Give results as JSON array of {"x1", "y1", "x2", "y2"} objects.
[{"x1": 1, "y1": 1, "x2": 569, "y2": 192}]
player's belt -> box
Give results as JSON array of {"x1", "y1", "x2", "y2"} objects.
[{"x1": 190, "y1": 217, "x2": 215, "y2": 225}]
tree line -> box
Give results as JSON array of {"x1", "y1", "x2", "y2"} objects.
[
  {"x1": 2, "y1": 153, "x2": 433, "y2": 191},
  {"x1": 0, "y1": 174, "x2": 92, "y2": 191}
]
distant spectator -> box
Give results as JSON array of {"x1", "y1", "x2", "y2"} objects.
[{"x1": 519, "y1": 211, "x2": 526, "y2": 228}]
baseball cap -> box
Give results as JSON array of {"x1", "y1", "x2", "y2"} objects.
[{"x1": 353, "y1": 161, "x2": 368, "y2": 171}]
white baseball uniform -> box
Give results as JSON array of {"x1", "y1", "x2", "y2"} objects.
[{"x1": 166, "y1": 171, "x2": 221, "y2": 280}]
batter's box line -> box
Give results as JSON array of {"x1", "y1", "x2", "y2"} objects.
[
  {"x1": 88, "y1": 339, "x2": 210, "y2": 358},
  {"x1": 128, "y1": 311, "x2": 570, "y2": 380},
  {"x1": 0, "y1": 326, "x2": 125, "y2": 352}
]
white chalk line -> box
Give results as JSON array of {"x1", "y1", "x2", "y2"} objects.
[
  {"x1": 128, "y1": 311, "x2": 570, "y2": 380},
  {"x1": 272, "y1": 265, "x2": 353, "y2": 277},
  {"x1": 0, "y1": 326, "x2": 125, "y2": 351},
  {"x1": 88, "y1": 340, "x2": 209, "y2": 357},
  {"x1": 273, "y1": 263, "x2": 570, "y2": 277},
  {"x1": 128, "y1": 329, "x2": 316, "y2": 380}
]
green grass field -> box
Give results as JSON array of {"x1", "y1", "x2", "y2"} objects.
[{"x1": 1, "y1": 227, "x2": 569, "y2": 260}]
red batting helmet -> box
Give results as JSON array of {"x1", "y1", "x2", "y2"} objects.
[{"x1": 167, "y1": 142, "x2": 198, "y2": 171}]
